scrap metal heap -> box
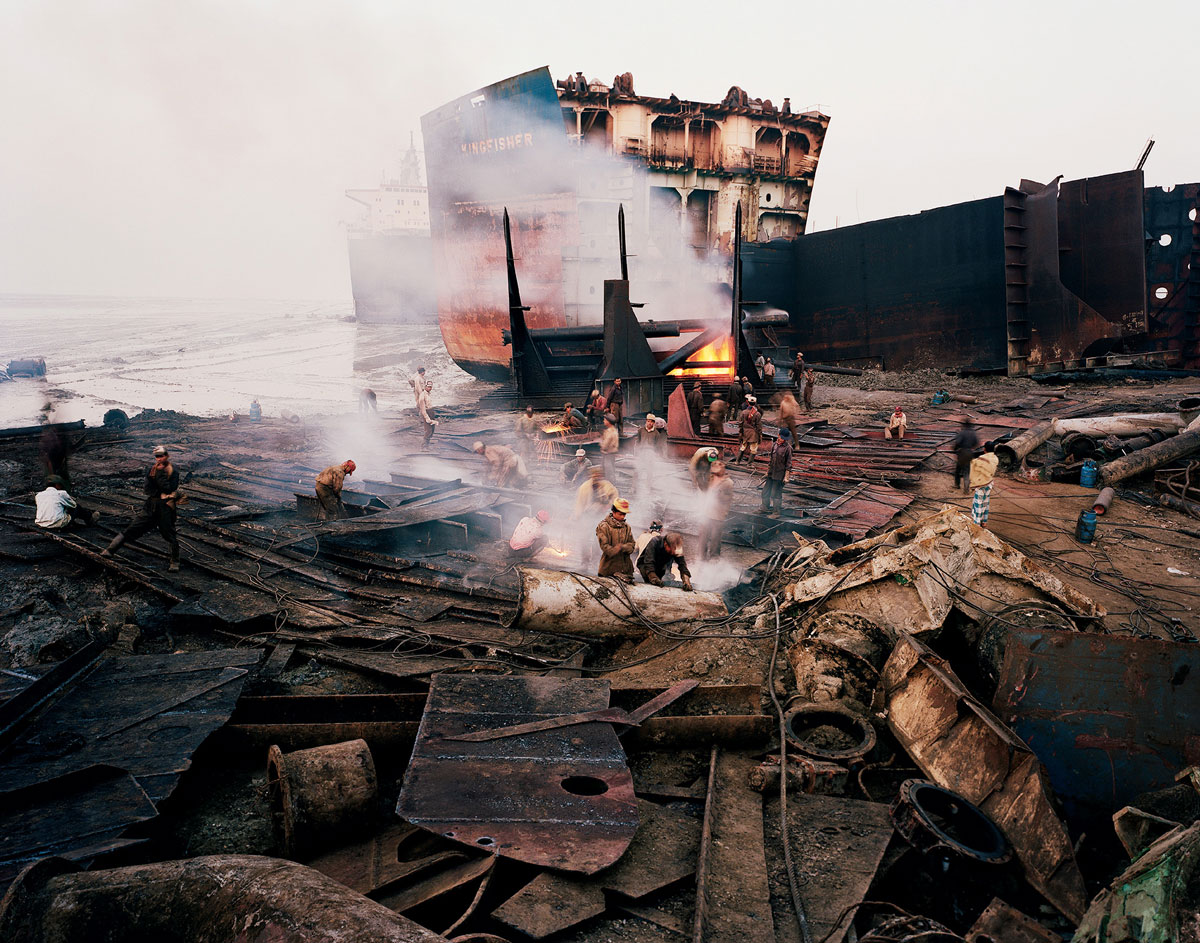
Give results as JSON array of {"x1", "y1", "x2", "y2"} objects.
[{"x1": 2, "y1": 382, "x2": 1200, "y2": 943}]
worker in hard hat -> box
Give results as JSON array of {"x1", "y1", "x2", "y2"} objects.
[
  {"x1": 508, "y1": 509, "x2": 551, "y2": 560},
  {"x1": 561, "y1": 448, "x2": 591, "y2": 485},
  {"x1": 312, "y1": 459, "x2": 356, "y2": 521},
  {"x1": 700, "y1": 460, "x2": 734, "y2": 558},
  {"x1": 735, "y1": 395, "x2": 762, "y2": 463},
  {"x1": 596, "y1": 496, "x2": 635, "y2": 581},
  {"x1": 472, "y1": 441, "x2": 528, "y2": 488}
]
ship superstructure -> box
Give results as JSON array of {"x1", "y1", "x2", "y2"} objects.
[
  {"x1": 345, "y1": 136, "x2": 436, "y2": 324},
  {"x1": 421, "y1": 67, "x2": 828, "y2": 379}
]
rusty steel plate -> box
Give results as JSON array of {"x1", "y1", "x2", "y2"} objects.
[{"x1": 396, "y1": 675, "x2": 638, "y2": 873}]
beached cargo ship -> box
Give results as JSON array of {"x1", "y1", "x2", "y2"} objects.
[
  {"x1": 420, "y1": 67, "x2": 829, "y2": 380},
  {"x1": 345, "y1": 138, "x2": 437, "y2": 324}
]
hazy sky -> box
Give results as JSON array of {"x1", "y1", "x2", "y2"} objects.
[{"x1": 1, "y1": 0, "x2": 1195, "y2": 301}]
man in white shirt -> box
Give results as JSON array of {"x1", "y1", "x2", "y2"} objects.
[
  {"x1": 508, "y1": 510, "x2": 550, "y2": 560},
  {"x1": 35, "y1": 478, "x2": 99, "y2": 529}
]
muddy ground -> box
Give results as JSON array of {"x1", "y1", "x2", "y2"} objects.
[{"x1": 2, "y1": 368, "x2": 1199, "y2": 940}]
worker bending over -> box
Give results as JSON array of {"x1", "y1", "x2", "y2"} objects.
[
  {"x1": 637, "y1": 531, "x2": 693, "y2": 591},
  {"x1": 509, "y1": 510, "x2": 550, "y2": 559},
  {"x1": 561, "y1": 448, "x2": 591, "y2": 485},
  {"x1": 472, "y1": 441, "x2": 527, "y2": 488},
  {"x1": 35, "y1": 476, "x2": 99, "y2": 529},
  {"x1": 313, "y1": 459, "x2": 356, "y2": 521}
]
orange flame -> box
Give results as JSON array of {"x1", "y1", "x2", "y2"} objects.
[{"x1": 670, "y1": 332, "x2": 734, "y2": 379}]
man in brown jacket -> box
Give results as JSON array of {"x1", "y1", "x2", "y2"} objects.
[
  {"x1": 707, "y1": 395, "x2": 728, "y2": 437},
  {"x1": 736, "y1": 397, "x2": 762, "y2": 463},
  {"x1": 606, "y1": 378, "x2": 625, "y2": 425},
  {"x1": 700, "y1": 460, "x2": 734, "y2": 558},
  {"x1": 313, "y1": 459, "x2": 356, "y2": 521},
  {"x1": 596, "y1": 497, "x2": 635, "y2": 581}
]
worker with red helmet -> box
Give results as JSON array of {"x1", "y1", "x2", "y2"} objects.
[{"x1": 315, "y1": 459, "x2": 356, "y2": 520}]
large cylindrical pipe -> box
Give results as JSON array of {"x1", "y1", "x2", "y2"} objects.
[
  {"x1": 1099, "y1": 416, "x2": 1200, "y2": 488},
  {"x1": 1158, "y1": 493, "x2": 1200, "y2": 517},
  {"x1": 995, "y1": 420, "x2": 1056, "y2": 470},
  {"x1": 996, "y1": 413, "x2": 1190, "y2": 470},
  {"x1": 0, "y1": 855, "x2": 447, "y2": 943},
  {"x1": 516, "y1": 567, "x2": 727, "y2": 637},
  {"x1": 268, "y1": 739, "x2": 378, "y2": 859},
  {"x1": 809, "y1": 364, "x2": 864, "y2": 376}
]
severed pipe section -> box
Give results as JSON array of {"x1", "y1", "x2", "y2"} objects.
[
  {"x1": 1099, "y1": 414, "x2": 1200, "y2": 488},
  {"x1": 0, "y1": 855, "x2": 448, "y2": 943},
  {"x1": 517, "y1": 567, "x2": 726, "y2": 637},
  {"x1": 995, "y1": 413, "x2": 1191, "y2": 470}
]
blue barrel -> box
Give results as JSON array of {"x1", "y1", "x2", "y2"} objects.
[
  {"x1": 1075, "y1": 509, "x2": 1097, "y2": 544},
  {"x1": 1080, "y1": 460, "x2": 1098, "y2": 488},
  {"x1": 931, "y1": 390, "x2": 949, "y2": 405}
]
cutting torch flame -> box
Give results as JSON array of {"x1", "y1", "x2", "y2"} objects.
[{"x1": 671, "y1": 332, "x2": 734, "y2": 379}]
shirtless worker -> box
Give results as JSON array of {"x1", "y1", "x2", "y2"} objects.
[
  {"x1": 600, "y1": 413, "x2": 620, "y2": 482},
  {"x1": 416, "y1": 380, "x2": 437, "y2": 448},
  {"x1": 572, "y1": 468, "x2": 618, "y2": 571},
  {"x1": 596, "y1": 497, "x2": 635, "y2": 582},
  {"x1": 473, "y1": 441, "x2": 527, "y2": 488},
  {"x1": 102, "y1": 445, "x2": 184, "y2": 569},
  {"x1": 700, "y1": 460, "x2": 734, "y2": 558},
  {"x1": 516, "y1": 405, "x2": 539, "y2": 463},
  {"x1": 777, "y1": 389, "x2": 801, "y2": 442}
]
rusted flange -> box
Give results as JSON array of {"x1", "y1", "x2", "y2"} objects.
[
  {"x1": 268, "y1": 738, "x2": 379, "y2": 859},
  {"x1": 781, "y1": 702, "x2": 876, "y2": 762},
  {"x1": 889, "y1": 779, "x2": 1010, "y2": 864}
]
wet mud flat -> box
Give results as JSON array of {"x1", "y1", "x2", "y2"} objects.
[{"x1": 2, "y1": 370, "x2": 1200, "y2": 942}]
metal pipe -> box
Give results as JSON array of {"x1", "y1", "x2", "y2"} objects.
[
  {"x1": 516, "y1": 567, "x2": 727, "y2": 637},
  {"x1": 0, "y1": 855, "x2": 447, "y2": 942},
  {"x1": 267, "y1": 739, "x2": 379, "y2": 858},
  {"x1": 1092, "y1": 487, "x2": 1115, "y2": 515},
  {"x1": 1099, "y1": 415, "x2": 1200, "y2": 488},
  {"x1": 995, "y1": 420, "x2": 1056, "y2": 470},
  {"x1": 1158, "y1": 493, "x2": 1200, "y2": 518},
  {"x1": 997, "y1": 413, "x2": 1191, "y2": 470},
  {"x1": 809, "y1": 364, "x2": 863, "y2": 376},
  {"x1": 948, "y1": 393, "x2": 977, "y2": 404}
]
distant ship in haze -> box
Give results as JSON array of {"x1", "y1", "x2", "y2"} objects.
[{"x1": 344, "y1": 135, "x2": 437, "y2": 324}]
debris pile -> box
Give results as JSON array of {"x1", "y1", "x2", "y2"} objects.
[{"x1": 1, "y1": 376, "x2": 1199, "y2": 942}]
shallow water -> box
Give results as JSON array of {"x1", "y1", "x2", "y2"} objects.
[{"x1": 0, "y1": 293, "x2": 479, "y2": 427}]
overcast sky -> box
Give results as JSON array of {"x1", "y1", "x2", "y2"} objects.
[{"x1": 1, "y1": 0, "x2": 1195, "y2": 301}]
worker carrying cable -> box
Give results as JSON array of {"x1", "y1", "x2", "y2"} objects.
[
  {"x1": 472, "y1": 441, "x2": 528, "y2": 488},
  {"x1": 689, "y1": 446, "x2": 719, "y2": 492},
  {"x1": 312, "y1": 459, "x2": 356, "y2": 521},
  {"x1": 102, "y1": 445, "x2": 184, "y2": 570},
  {"x1": 637, "y1": 530, "x2": 693, "y2": 591},
  {"x1": 596, "y1": 496, "x2": 635, "y2": 582}
]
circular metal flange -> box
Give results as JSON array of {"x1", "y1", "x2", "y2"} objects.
[
  {"x1": 782, "y1": 702, "x2": 876, "y2": 762},
  {"x1": 889, "y1": 778, "x2": 1010, "y2": 864}
]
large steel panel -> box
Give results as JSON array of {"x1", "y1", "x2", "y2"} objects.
[{"x1": 993, "y1": 627, "x2": 1200, "y2": 828}]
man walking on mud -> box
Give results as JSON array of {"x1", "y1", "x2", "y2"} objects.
[{"x1": 102, "y1": 445, "x2": 183, "y2": 570}]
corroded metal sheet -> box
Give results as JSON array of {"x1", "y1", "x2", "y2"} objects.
[
  {"x1": 882, "y1": 634, "x2": 1087, "y2": 922},
  {"x1": 993, "y1": 627, "x2": 1200, "y2": 827},
  {"x1": 396, "y1": 675, "x2": 638, "y2": 873}
]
